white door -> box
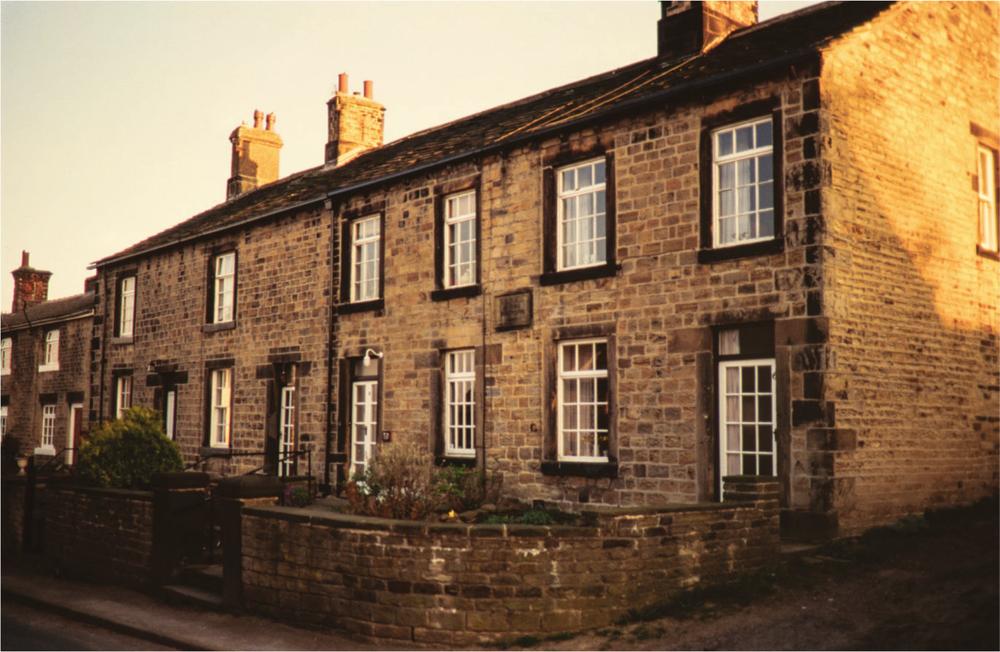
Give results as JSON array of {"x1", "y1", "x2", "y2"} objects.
[
  {"x1": 278, "y1": 386, "x2": 295, "y2": 477},
  {"x1": 350, "y1": 380, "x2": 378, "y2": 479},
  {"x1": 719, "y1": 359, "x2": 776, "y2": 488},
  {"x1": 164, "y1": 390, "x2": 176, "y2": 440}
]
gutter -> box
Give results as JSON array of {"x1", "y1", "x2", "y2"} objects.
[{"x1": 91, "y1": 48, "x2": 820, "y2": 270}]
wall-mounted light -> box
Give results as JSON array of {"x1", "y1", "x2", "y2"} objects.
[{"x1": 362, "y1": 348, "x2": 383, "y2": 368}]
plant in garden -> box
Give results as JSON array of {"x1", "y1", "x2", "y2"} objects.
[
  {"x1": 75, "y1": 407, "x2": 182, "y2": 489},
  {"x1": 283, "y1": 484, "x2": 313, "y2": 507},
  {"x1": 345, "y1": 442, "x2": 439, "y2": 519}
]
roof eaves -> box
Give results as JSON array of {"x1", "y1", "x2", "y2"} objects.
[
  {"x1": 90, "y1": 194, "x2": 327, "y2": 269},
  {"x1": 324, "y1": 47, "x2": 822, "y2": 202}
]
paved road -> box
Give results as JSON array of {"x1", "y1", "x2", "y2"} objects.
[{"x1": 1, "y1": 601, "x2": 172, "y2": 651}]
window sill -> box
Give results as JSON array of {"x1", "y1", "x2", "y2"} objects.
[
  {"x1": 698, "y1": 238, "x2": 783, "y2": 264},
  {"x1": 1, "y1": 370, "x2": 9, "y2": 376},
  {"x1": 976, "y1": 245, "x2": 1000, "y2": 261},
  {"x1": 199, "y1": 446, "x2": 231, "y2": 457},
  {"x1": 110, "y1": 336, "x2": 134, "y2": 345},
  {"x1": 337, "y1": 299, "x2": 384, "y2": 315},
  {"x1": 203, "y1": 321, "x2": 236, "y2": 334},
  {"x1": 435, "y1": 455, "x2": 477, "y2": 467},
  {"x1": 541, "y1": 460, "x2": 618, "y2": 478},
  {"x1": 34, "y1": 446, "x2": 56, "y2": 456},
  {"x1": 539, "y1": 263, "x2": 619, "y2": 287},
  {"x1": 430, "y1": 285, "x2": 481, "y2": 302},
  {"x1": 38, "y1": 365, "x2": 59, "y2": 373}
]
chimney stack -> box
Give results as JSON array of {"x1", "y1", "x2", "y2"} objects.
[
  {"x1": 11, "y1": 251, "x2": 52, "y2": 312},
  {"x1": 657, "y1": 1, "x2": 757, "y2": 59},
  {"x1": 226, "y1": 109, "x2": 284, "y2": 200},
  {"x1": 325, "y1": 73, "x2": 385, "y2": 167}
]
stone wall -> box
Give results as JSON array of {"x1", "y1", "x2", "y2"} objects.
[
  {"x1": 1, "y1": 477, "x2": 28, "y2": 554},
  {"x1": 42, "y1": 484, "x2": 154, "y2": 586},
  {"x1": 94, "y1": 204, "x2": 332, "y2": 479},
  {"x1": 820, "y1": 1, "x2": 1000, "y2": 533},
  {"x1": 240, "y1": 477, "x2": 779, "y2": 646},
  {"x1": 332, "y1": 69, "x2": 823, "y2": 510}
]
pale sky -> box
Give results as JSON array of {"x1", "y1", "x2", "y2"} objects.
[{"x1": 1, "y1": 1, "x2": 818, "y2": 309}]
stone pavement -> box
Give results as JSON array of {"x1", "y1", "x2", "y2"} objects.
[{"x1": 1, "y1": 562, "x2": 384, "y2": 651}]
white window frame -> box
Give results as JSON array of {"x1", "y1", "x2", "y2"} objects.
[
  {"x1": 557, "y1": 338, "x2": 610, "y2": 463},
  {"x1": 209, "y1": 368, "x2": 232, "y2": 448},
  {"x1": 1, "y1": 337, "x2": 11, "y2": 375},
  {"x1": 164, "y1": 389, "x2": 177, "y2": 440},
  {"x1": 279, "y1": 385, "x2": 296, "y2": 477},
  {"x1": 39, "y1": 329, "x2": 59, "y2": 372},
  {"x1": 718, "y1": 358, "x2": 777, "y2": 492},
  {"x1": 350, "y1": 380, "x2": 378, "y2": 478},
  {"x1": 1, "y1": 405, "x2": 7, "y2": 441},
  {"x1": 556, "y1": 157, "x2": 608, "y2": 271},
  {"x1": 213, "y1": 252, "x2": 236, "y2": 324},
  {"x1": 444, "y1": 349, "x2": 476, "y2": 458},
  {"x1": 711, "y1": 117, "x2": 775, "y2": 248},
  {"x1": 443, "y1": 190, "x2": 477, "y2": 288},
  {"x1": 977, "y1": 145, "x2": 998, "y2": 253},
  {"x1": 37, "y1": 404, "x2": 56, "y2": 454},
  {"x1": 350, "y1": 215, "x2": 381, "y2": 303},
  {"x1": 118, "y1": 276, "x2": 136, "y2": 337},
  {"x1": 115, "y1": 375, "x2": 132, "y2": 420},
  {"x1": 67, "y1": 402, "x2": 83, "y2": 465}
]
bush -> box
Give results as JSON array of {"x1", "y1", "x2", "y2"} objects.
[
  {"x1": 76, "y1": 407, "x2": 182, "y2": 489},
  {"x1": 345, "y1": 443, "x2": 438, "y2": 519},
  {"x1": 434, "y1": 464, "x2": 504, "y2": 512}
]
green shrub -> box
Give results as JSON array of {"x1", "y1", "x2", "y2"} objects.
[{"x1": 76, "y1": 407, "x2": 182, "y2": 489}]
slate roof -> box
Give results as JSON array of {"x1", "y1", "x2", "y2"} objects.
[
  {"x1": 94, "y1": 0, "x2": 892, "y2": 267},
  {"x1": 2, "y1": 293, "x2": 96, "y2": 331}
]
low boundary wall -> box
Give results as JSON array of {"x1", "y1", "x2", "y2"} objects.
[
  {"x1": 42, "y1": 484, "x2": 155, "y2": 586},
  {"x1": 241, "y1": 476, "x2": 779, "y2": 646}
]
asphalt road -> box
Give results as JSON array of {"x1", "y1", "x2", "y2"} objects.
[{"x1": 1, "y1": 601, "x2": 173, "y2": 651}]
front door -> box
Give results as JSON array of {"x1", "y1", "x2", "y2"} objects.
[
  {"x1": 350, "y1": 380, "x2": 378, "y2": 479},
  {"x1": 719, "y1": 359, "x2": 776, "y2": 489},
  {"x1": 67, "y1": 403, "x2": 83, "y2": 465}
]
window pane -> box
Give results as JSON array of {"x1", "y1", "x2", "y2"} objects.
[
  {"x1": 759, "y1": 426, "x2": 773, "y2": 452},
  {"x1": 742, "y1": 397, "x2": 756, "y2": 422},
  {"x1": 738, "y1": 214, "x2": 754, "y2": 240},
  {"x1": 742, "y1": 454, "x2": 757, "y2": 475},
  {"x1": 718, "y1": 162, "x2": 735, "y2": 190},
  {"x1": 717, "y1": 131, "x2": 733, "y2": 157},
  {"x1": 758, "y1": 395, "x2": 772, "y2": 422},
  {"x1": 739, "y1": 186, "x2": 755, "y2": 212},
  {"x1": 563, "y1": 378, "x2": 578, "y2": 402},
  {"x1": 736, "y1": 126, "x2": 754, "y2": 152},
  {"x1": 737, "y1": 158, "x2": 756, "y2": 185},
  {"x1": 578, "y1": 345, "x2": 594, "y2": 371},
  {"x1": 562, "y1": 346, "x2": 576, "y2": 372},
  {"x1": 759, "y1": 153, "x2": 773, "y2": 182},
  {"x1": 742, "y1": 425, "x2": 756, "y2": 452},
  {"x1": 719, "y1": 190, "x2": 735, "y2": 217},
  {"x1": 759, "y1": 181, "x2": 774, "y2": 209},
  {"x1": 756, "y1": 121, "x2": 772, "y2": 148},
  {"x1": 580, "y1": 377, "x2": 595, "y2": 403},
  {"x1": 726, "y1": 367, "x2": 740, "y2": 393},
  {"x1": 757, "y1": 366, "x2": 772, "y2": 393},
  {"x1": 727, "y1": 454, "x2": 740, "y2": 475},
  {"x1": 578, "y1": 165, "x2": 592, "y2": 188},
  {"x1": 719, "y1": 216, "x2": 736, "y2": 244},
  {"x1": 727, "y1": 425, "x2": 740, "y2": 450},
  {"x1": 741, "y1": 366, "x2": 756, "y2": 392},
  {"x1": 759, "y1": 456, "x2": 773, "y2": 475},
  {"x1": 595, "y1": 161, "x2": 606, "y2": 185},
  {"x1": 759, "y1": 210, "x2": 775, "y2": 238},
  {"x1": 595, "y1": 343, "x2": 608, "y2": 370},
  {"x1": 726, "y1": 396, "x2": 739, "y2": 422}
]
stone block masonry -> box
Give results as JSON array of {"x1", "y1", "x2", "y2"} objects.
[
  {"x1": 42, "y1": 484, "x2": 154, "y2": 586},
  {"x1": 240, "y1": 477, "x2": 779, "y2": 647}
]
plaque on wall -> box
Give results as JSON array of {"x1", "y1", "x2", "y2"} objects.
[{"x1": 495, "y1": 289, "x2": 532, "y2": 332}]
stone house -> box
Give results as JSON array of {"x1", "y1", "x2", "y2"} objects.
[
  {"x1": 88, "y1": 0, "x2": 997, "y2": 537},
  {"x1": 1, "y1": 252, "x2": 95, "y2": 464}
]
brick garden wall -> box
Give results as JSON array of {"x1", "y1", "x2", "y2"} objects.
[
  {"x1": 240, "y1": 478, "x2": 779, "y2": 647},
  {"x1": 819, "y1": 1, "x2": 1000, "y2": 533},
  {"x1": 1, "y1": 477, "x2": 28, "y2": 554},
  {"x1": 42, "y1": 485, "x2": 154, "y2": 586}
]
